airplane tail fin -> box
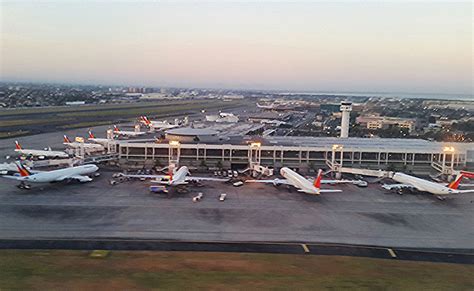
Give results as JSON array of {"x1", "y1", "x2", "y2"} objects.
[
  {"x1": 15, "y1": 141, "x2": 22, "y2": 150},
  {"x1": 88, "y1": 130, "x2": 95, "y2": 138},
  {"x1": 314, "y1": 169, "x2": 323, "y2": 189},
  {"x1": 460, "y1": 170, "x2": 474, "y2": 179},
  {"x1": 168, "y1": 169, "x2": 173, "y2": 184},
  {"x1": 141, "y1": 116, "x2": 150, "y2": 125},
  {"x1": 15, "y1": 162, "x2": 31, "y2": 177},
  {"x1": 448, "y1": 173, "x2": 464, "y2": 190},
  {"x1": 63, "y1": 135, "x2": 71, "y2": 143}
]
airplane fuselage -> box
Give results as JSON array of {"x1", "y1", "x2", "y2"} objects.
[
  {"x1": 114, "y1": 131, "x2": 144, "y2": 136},
  {"x1": 280, "y1": 167, "x2": 319, "y2": 194},
  {"x1": 392, "y1": 172, "x2": 454, "y2": 195},
  {"x1": 15, "y1": 149, "x2": 68, "y2": 159},
  {"x1": 64, "y1": 142, "x2": 104, "y2": 151},
  {"x1": 149, "y1": 121, "x2": 176, "y2": 127},
  {"x1": 88, "y1": 138, "x2": 110, "y2": 145},
  {"x1": 18, "y1": 164, "x2": 98, "y2": 183},
  {"x1": 169, "y1": 166, "x2": 189, "y2": 185}
]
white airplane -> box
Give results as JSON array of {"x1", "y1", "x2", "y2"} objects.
[
  {"x1": 118, "y1": 166, "x2": 228, "y2": 186},
  {"x1": 382, "y1": 171, "x2": 474, "y2": 196},
  {"x1": 63, "y1": 135, "x2": 105, "y2": 153},
  {"x1": 14, "y1": 141, "x2": 69, "y2": 159},
  {"x1": 246, "y1": 167, "x2": 343, "y2": 194},
  {"x1": 113, "y1": 125, "x2": 146, "y2": 137},
  {"x1": 87, "y1": 130, "x2": 110, "y2": 145},
  {"x1": 2, "y1": 162, "x2": 99, "y2": 189},
  {"x1": 140, "y1": 116, "x2": 179, "y2": 130}
]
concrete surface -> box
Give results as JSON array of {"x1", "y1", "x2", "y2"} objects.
[{"x1": 0, "y1": 169, "x2": 473, "y2": 249}]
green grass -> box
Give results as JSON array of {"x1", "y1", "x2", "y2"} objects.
[
  {"x1": 0, "y1": 100, "x2": 246, "y2": 138},
  {"x1": 0, "y1": 130, "x2": 31, "y2": 138},
  {"x1": 0, "y1": 250, "x2": 472, "y2": 290},
  {"x1": 0, "y1": 100, "x2": 244, "y2": 117},
  {"x1": 0, "y1": 118, "x2": 75, "y2": 128}
]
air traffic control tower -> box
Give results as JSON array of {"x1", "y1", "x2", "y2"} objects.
[{"x1": 340, "y1": 101, "x2": 352, "y2": 138}]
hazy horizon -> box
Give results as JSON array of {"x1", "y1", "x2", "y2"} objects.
[{"x1": 1, "y1": 1, "x2": 472, "y2": 95}]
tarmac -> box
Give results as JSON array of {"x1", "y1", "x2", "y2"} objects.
[{"x1": 0, "y1": 169, "x2": 473, "y2": 251}]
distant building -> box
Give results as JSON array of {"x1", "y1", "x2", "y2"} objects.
[
  {"x1": 357, "y1": 115, "x2": 416, "y2": 133},
  {"x1": 320, "y1": 103, "x2": 340, "y2": 113},
  {"x1": 65, "y1": 101, "x2": 86, "y2": 106},
  {"x1": 248, "y1": 112, "x2": 291, "y2": 123},
  {"x1": 206, "y1": 113, "x2": 239, "y2": 123}
]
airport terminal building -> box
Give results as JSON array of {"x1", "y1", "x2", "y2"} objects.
[{"x1": 113, "y1": 136, "x2": 474, "y2": 175}]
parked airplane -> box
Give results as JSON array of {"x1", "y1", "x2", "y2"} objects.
[
  {"x1": 382, "y1": 172, "x2": 474, "y2": 196},
  {"x1": 118, "y1": 166, "x2": 228, "y2": 186},
  {"x1": 140, "y1": 116, "x2": 179, "y2": 130},
  {"x1": 246, "y1": 167, "x2": 343, "y2": 194},
  {"x1": 87, "y1": 130, "x2": 110, "y2": 145},
  {"x1": 2, "y1": 162, "x2": 99, "y2": 189},
  {"x1": 14, "y1": 141, "x2": 69, "y2": 159},
  {"x1": 63, "y1": 135, "x2": 105, "y2": 153},
  {"x1": 113, "y1": 125, "x2": 146, "y2": 137}
]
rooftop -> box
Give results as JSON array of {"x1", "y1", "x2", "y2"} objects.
[{"x1": 165, "y1": 127, "x2": 218, "y2": 136}]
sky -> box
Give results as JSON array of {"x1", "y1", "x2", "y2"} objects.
[{"x1": 0, "y1": 1, "x2": 472, "y2": 95}]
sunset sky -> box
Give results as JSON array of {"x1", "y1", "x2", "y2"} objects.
[{"x1": 1, "y1": 1, "x2": 472, "y2": 94}]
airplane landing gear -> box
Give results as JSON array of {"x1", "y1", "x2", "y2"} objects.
[
  {"x1": 436, "y1": 196, "x2": 446, "y2": 201},
  {"x1": 17, "y1": 182, "x2": 31, "y2": 190}
]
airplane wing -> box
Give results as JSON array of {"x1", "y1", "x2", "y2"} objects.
[
  {"x1": 1, "y1": 175, "x2": 25, "y2": 181},
  {"x1": 320, "y1": 179, "x2": 366, "y2": 185},
  {"x1": 318, "y1": 189, "x2": 343, "y2": 193},
  {"x1": 56, "y1": 175, "x2": 93, "y2": 182},
  {"x1": 185, "y1": 176, "x2": 229, "y2": 182},
  {"x1": 297, "y1": 189, "x2": 342, "y2": 194},
  {"x1": 245, "y1": 179, "x2": 292, "y2": 185},
  {"x1": 382, "y1": 184, "x2": 415, "y2": 190},
  {"x1": 455, "y1": 189, "x2": 474, "y2": 194}
]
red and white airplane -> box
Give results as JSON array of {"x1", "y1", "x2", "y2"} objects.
[
  {"x1": 2, "y1": 162, "x2": 99, "y2": 189},
  {"x1": 382, "y1": 171, "x2": 474, "y2": 196},
  {"x1": 87, "y1": 130, "x2": 110, "y2": 145},
  {"x1": 118, "y1": 166, "x2": 228, "y2": 186},
  {"x1": 113, "y1": 125, "x2": 146, "y2": 137},
  {"x1": 63, "y1": 135, "x2": 105, "y2": 153},
  {"x1": 246, "y1": 167, "x2": 344, "y2": 194},
  {"x1": 14, "y1": 141, "x2": 69, "y2": 159},
  {"x1": 140, "y1": 116, "x2": 179, "y2": 130}
]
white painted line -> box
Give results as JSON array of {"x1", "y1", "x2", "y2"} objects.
[{"x1": 301, "y1": 244, "x2": 310, "y2": 253}]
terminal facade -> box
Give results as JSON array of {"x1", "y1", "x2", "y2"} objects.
[{"x1": 113, "y1": 137, "x2": 473, "y2": 176}]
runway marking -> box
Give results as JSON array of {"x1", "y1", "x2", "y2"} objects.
[
  {"x1": 89, "y1": 250, "x2": 110, "y2": 258},
  {"x1": 387, "y1": 248, "x2": 397, "y2": 258},
  {"x1": 301, "y1": 244, "x2": 310, "y2": 253}
]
